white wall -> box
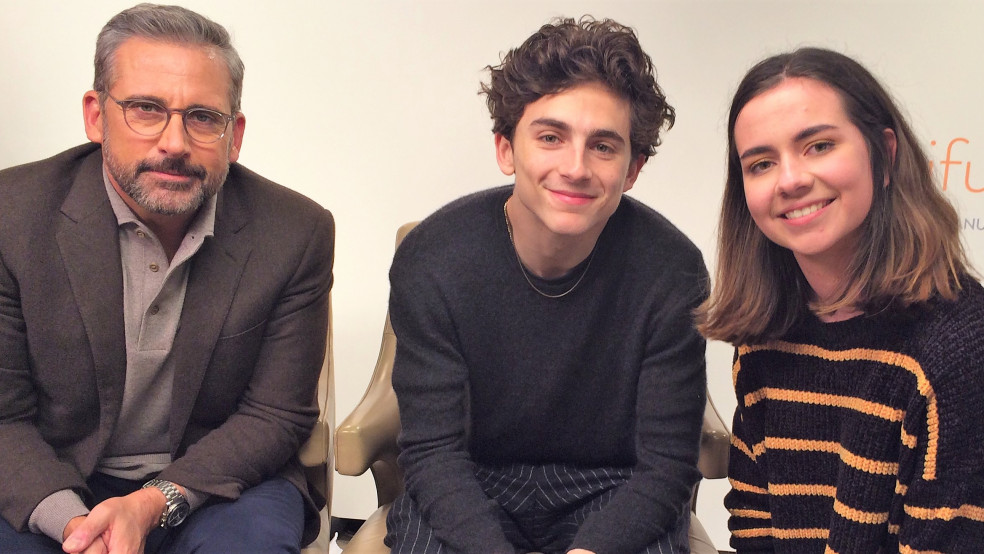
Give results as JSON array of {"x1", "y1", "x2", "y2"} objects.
[{"x1": 3, "y1": 1, "x2": 982, "y2": 549}]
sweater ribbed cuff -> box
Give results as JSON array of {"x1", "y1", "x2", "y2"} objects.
[
  {"x1": 183, "y1": 486, "x2": 209, "y2": 511},
  {"x1": 28, "y1": 489, "x2": 90, "y2": 543}
]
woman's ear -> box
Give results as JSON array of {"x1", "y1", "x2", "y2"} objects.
[{"x1": 882, "y1": 128, "x2": 897, "y2": 188}]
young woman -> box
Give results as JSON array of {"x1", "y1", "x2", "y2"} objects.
[{"x1": 697, "y1": 48, "x2": 984, "y2": 553}]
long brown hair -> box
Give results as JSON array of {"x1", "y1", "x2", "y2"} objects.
[{"x1": 697, "y1": 48, "x2": 972, "y2": 345}]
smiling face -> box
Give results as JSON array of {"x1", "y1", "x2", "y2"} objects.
[
  {"x1": 734, "y1": 77, "x2": 882, "y2": 279},
  {"x1": 83, "y1": 37, "x2": 245, "y2": 221},
  {"x1": 496, "y1": 81, "x2": 644, "y2": 257}
]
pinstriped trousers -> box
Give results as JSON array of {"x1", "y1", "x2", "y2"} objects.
[{"x1": 386, "y1": 462, "x2": 690, "y2": 553}]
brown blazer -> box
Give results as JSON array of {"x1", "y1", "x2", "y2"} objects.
[{"x1": 0, "y1": 143, "x2": 334, "y2": 544}]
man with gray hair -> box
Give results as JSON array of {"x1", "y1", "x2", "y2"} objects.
[{"x1": 0, "y1": 4, "x2": 333, "y2": 553}]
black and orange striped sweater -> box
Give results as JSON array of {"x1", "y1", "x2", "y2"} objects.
[{"x1": 725, "y1": 280, "x2": 984, "y2": 553}]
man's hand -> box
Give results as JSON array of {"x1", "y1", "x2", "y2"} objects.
[
  {"x1": 567, "y1": 550, "x2": 596, "y2": 554},
  {"x1": 63, "y1": 516, "x2": 107, "y2": 554},
  {"x1": 62, "y1": 488, "x2": 166, "y2": 554}
]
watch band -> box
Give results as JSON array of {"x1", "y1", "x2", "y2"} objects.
[{"x1": 142, "y1": 478, "x2": 190, "y2": 529}]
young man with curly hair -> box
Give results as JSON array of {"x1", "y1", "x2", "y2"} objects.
[{"x1": 386, "y1": 18, "x2": 707, "y2": 554}]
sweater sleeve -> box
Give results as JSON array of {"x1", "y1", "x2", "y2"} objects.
[
  {"x1": 895, "y1": 310, "x2": 984, "y2": 552},
  {"x1": 388, "y1": 240, "x2": 516, "y2": 554},
  {"x1": 569, "y1": 263, "x2": 708, "y2": 554},
  {"x1": 723, "y1": 353, "x2": 776, "y2": 554}
]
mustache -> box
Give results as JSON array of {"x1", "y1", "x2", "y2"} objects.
[{"x1": 136, "y1": 157, "x2": 207, "y2": 181}]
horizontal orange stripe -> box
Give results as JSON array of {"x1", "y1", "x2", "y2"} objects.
[
  {"x1": 773, "y1": 527, "x2": 830, "y2": 540},
  {"x1": 733, "y1": 527, "x2": 772, "y2": 538},
  {"x1": 730, "y1": 478, "x2": 768, "y2": 495},
  {"x1": 833, "y1": 498, "x2": 889, "y2": 524},
  {"x1": 905, "y1": 503, "x2": 984, "y2": 523},
  {"x1": 840, "y1": 448, "x2": 899, "y2": 476},
  {"x1": 744, "y1": 387, "x2": 903, "y2": 422},
  {"x1": 730, "y1": 508, "x2": 771, "y2": 519},
  {"x1": 899, "y1": 545, "x2": 943, "y2": 554},
  {"x1": 734, "y1": 526, "x2": 831, "y2": 540},
  {"x1": 769, "y1": 483, "x2": 837, "y2": 497},
  {"x1": 734, "y1": 525, "x2": 832, "y2": 541},
  {"x1": 764, "y1": 436, "x2": 899, "y2": 476},
  {"x1": 766, "y1": 436, "x2": 838, "y2": 452}
]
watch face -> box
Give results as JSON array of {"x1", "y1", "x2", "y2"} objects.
[{"x1": 166, "y1": 502, "x2": 191, "y2": 528}]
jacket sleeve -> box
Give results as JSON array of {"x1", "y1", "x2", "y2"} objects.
[{"x1": 0, "y1": 247, "x2": 92, "y2": 531}]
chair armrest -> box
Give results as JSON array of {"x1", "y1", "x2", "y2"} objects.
[
  {"x1": 334, "y1": 223, "x2": 418, "y2": 510},
  {"x1": 300, "y1": 418, "x2": 331, "y2": 467},
  {"x1": 689, "y1": 514, "x2": 718, "y2": 554},
  {"x1": 697, "y1": 393, "x2": 730, "y2": 480},
  {"x1": 300, "y1": 303, "x2": 335, "y2": 468},
  {"x1": 300, "y1": 404, "x2": 334, "y2": 470},
  {"x1": 340, "y1": 504, "x2": 392, "y2": 554},
  {"x1": 335, "y1": 322, "x2": 401, "y2": 476}
]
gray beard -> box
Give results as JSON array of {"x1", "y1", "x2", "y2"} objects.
[
  {"x1": 115, "y1": 173, "x2": 219, "y2": 216},
  {"x1": 102, "y1": 137, "x2": 227, "y2": 216}
]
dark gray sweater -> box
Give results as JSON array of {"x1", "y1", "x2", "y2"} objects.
[{"x1": 389, "y1": 186, "x2": 708, "y2": 553}]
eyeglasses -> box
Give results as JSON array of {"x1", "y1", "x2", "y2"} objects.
[{"x1": 104, "y1": 92, "x2": 235, "y2": 144}]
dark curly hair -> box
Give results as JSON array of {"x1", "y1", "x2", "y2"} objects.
[{"x1": 481, "y1": 16, "x2": 674, "y2": 160}]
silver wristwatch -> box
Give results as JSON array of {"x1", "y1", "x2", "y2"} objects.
[{"x1": 142, "y1": 479, "x2": 190, "y2": 529}]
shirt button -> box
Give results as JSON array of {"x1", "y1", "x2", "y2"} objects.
[
  {"x1": 136, "y1": 230, "x2": 147, "y2": 238},
  {"x1": 150, "y1": 305, "x2": 160, "y2": 315},
  {"x1": 149, "y1": 263, "x2": 160, "y2": 272}
]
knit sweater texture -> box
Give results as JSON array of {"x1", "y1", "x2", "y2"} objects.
[
  {"x1": 388, "y1": 186, "x2": 708, "y2": 553},
  {"x1": 726, "y1": 280, "x2": 984, "y2": 553}
]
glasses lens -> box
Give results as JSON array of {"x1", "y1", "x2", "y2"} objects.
[
  {"x1": 184, "y1": 109, "x2": 228, "y2": 143},
  {"x1": 123, "y1": 101, "x2": 168, "y2": 136}
]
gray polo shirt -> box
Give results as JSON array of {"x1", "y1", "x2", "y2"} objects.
[
  {"x1": 28, "y1": 171, "x2": 216, "y2": 541},
  {"x1": 98, "y1": 171, "x2": 215, "y2": 477}
]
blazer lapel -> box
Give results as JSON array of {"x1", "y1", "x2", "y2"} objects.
[
  {"x1": 54, "y1": 149, "x2": 128, "y2": 437},
  {"x1": 167, "y1": 181, "x2": 251, "y2": 451}
]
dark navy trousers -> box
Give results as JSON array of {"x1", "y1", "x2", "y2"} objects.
[{"x1": 0, "y1": 473, "x2": 304, "y2": 553}]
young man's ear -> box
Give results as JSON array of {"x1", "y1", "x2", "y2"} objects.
[
  {"x1": 622, "y1": 154, "x2": 647, "y2": 193},
  {"x1": 82, "y1": 91, "x2": 105, "y2": 144},
  {"x1": 495, "y1": 133, "x2": 515, "y2": 176}
]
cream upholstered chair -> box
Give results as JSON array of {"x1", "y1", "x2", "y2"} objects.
[
  {"x1": 336, "y1": 223, "x2": 730, "y2": 553},
  {"x1": 299, "y1": 300, "x2": 335, "y2": 554}
]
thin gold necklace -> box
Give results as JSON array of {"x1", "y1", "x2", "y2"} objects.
[{"x1": 503, "y1": 201, "x2": 596, "y2": 299}]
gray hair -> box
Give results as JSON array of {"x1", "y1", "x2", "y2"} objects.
[{"x1": 94, "y1": 3, "x2": 245, "y2": 112}]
